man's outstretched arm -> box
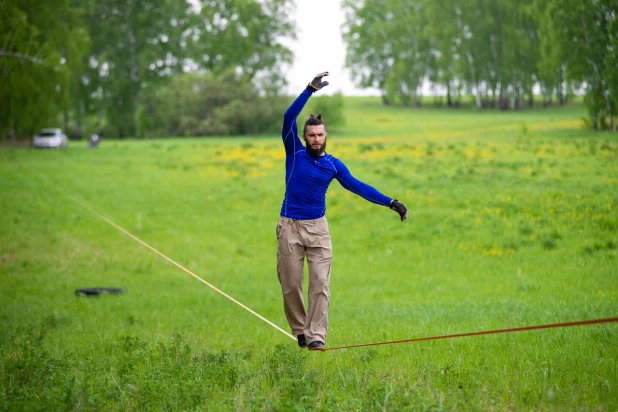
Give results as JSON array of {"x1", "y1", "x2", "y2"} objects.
[
  {"x1": 282, "y1": 90, "x2": 311, "y2": 154},
  {"x1": 281, "y1": 72, "x2": 329, "y2": 154},
  {"x1": 334, "y1": 160, "x2": 408, "y2": 221}
]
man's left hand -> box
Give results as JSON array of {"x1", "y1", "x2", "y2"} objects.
[
  {"x1": 390, "y1": 200, "x2": 408, "y2": 221},
  {"x1": 307, "y1": 72, "x2": 329, "y2": 92}
]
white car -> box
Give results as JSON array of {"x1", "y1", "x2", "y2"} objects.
[{"x1": 32, "y1": 128, "x2": 69, "y2": 148}]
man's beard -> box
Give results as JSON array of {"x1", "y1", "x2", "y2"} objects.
[{"x1": 306, "y1": 139, "x2": 327, "y2": 157}]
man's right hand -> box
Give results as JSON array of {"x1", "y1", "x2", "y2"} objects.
[
  {"x1": 390, "y1": 199, "x2": 408, "y2": 222},
  {"x1": 307, "y1": 72, "x2": 329, "y2": 92}
]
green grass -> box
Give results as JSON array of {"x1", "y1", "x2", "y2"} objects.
[{"x1": 1, "y1": 98, "x2": 617, "y2": 410}]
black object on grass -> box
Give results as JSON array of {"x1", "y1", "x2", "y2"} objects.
[{"x1": 75, "y1": 287, "x2": 126, "y2": 297}]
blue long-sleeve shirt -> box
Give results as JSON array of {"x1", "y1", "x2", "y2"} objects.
[{"x1": 280, "y1": 88, "x2": 393, "y2": 219}]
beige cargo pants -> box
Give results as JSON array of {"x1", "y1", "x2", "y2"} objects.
[{"x1": 276, "y1": 216, "x2": 332, "y2": 344}]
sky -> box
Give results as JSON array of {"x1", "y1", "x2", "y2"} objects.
[{"x1": 283, "y1": 0, "x2": 379, "y2": 96}]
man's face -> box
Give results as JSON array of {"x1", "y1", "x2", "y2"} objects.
[{"x1": 303, "y1": 124, "x2": 328, "y2": 157}]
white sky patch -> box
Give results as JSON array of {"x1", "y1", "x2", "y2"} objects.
[{"x1": 282, "y1": 0, "x2": 380, "y2": 96}]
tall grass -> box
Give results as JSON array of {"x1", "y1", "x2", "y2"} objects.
[{"x1": 1, "y1": 98, "x2": 617, "y2": 410}]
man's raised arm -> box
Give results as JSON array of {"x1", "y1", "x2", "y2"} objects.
[{"x1": 281, "y1": 72, "x2": 329, "y2": 154}]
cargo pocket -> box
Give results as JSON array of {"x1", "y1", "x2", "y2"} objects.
[
  {"x1": 275, "y1": 218, "x2": 284, "y2": 239},
  {"x1": 321, "y1": 239, "x2": 333, "y2": 258},
  {"x1": 320, "y1": 220, "x2": 333, "y2": 256},
  {"x1": 318, "y1": 219, "x2": 330, "y2": 234},
  {"x1": 305, "y1": 220, "x2": 332, "y2": 254}
]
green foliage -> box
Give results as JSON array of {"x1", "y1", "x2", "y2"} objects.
[
  {"x1": 0, "y1": 0, "x2": 88, "y2": 137},
  {"x1": 78, "y1": 0, "x2": 295, "y2": 138},
  {"x1": 139, "y1": 70, "x2": 287, "y2": 137},
  {"x1": 0, "y1": 324, "x2": 244, "y2": 410},
  {"x1": 383, "y1": 0, "x2": 432, "y2": 107},
  {"x1": 191, "y1": 0, "x2": 295, "y2": 78},
  {"x1": 538, "y1": 0, "x2": 618, "y2": 129},
  {"x1": 343, "y1": 0, "x2": 544, "y2": 109},
  {"x1": 300, "y1": 91, "x2": 346, "y2": 131},
  {"x1": 342, "y1": 0, "x2": 396, "y2": 105},
  {"x1": 343, "y1": 0, "x2": 618, "y2": 123},
  {"x1": 1, "y1": 0, "x2": 295, "y2": 138}
]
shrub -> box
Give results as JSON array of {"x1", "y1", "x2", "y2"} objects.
[
  {"x1": 300, "y1": 91, "x2": 345, "y2": 131},
  {"x1": 139, "y1": 70, "x2": 287, "y2": 137}
]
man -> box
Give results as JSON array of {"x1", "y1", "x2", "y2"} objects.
[{"x1": 276, "y1": 72, "x2": 408, "y2": 351}]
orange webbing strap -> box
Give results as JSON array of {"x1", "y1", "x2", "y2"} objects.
[{"x1": 325, "y1": 317, "x2": 618, "y2": 351}]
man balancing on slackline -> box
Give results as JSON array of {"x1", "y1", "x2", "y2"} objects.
[{"x1": 275, "y1": 71, "x2": 408, "y2": 351}]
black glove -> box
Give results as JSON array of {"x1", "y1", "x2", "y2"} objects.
[
  {"x1": 307, "y1": 71, "x2": 329, "y2": 92},
  {"x1": 390, "y1": 199, "x2": 408, "y2": 222}
]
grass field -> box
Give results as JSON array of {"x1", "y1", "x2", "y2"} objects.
[{"x1": 1, "y1": 98, "x2": 617, "y2": 410}]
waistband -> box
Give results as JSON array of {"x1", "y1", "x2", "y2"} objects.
[{"x1": 279, "y1": 215, "x2": 326, "y2": 223}]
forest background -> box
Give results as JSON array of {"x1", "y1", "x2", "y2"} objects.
[{"x1": 2, "y1": 0, "x2": 618, "y2": 140}]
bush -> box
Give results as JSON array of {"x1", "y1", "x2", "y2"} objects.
[
  {"x1": 138, "y1": 70, "x2": 287, "y2": 137},
  {"x1": 300, "y1": 91, "x2": 345, "y2": 131}
]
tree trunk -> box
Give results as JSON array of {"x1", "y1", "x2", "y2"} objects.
[
  {"x1": 132, "y1": 100, "x2": 139, "y2": 137},
  {"x1": 417, "y1": 85, "x2": 423, "y2": 108},
  {"x1": 402, "y1": 93, "x2": 409, "y2": 107},
  {"x1": 79, "y1": 100, "x2": 86, "y2": 139},
  {"x1": 517, "y1": 87, "x2": 526, "y2": 109},
  {"x1": 9, "y1": 120, "x2": 16, "y2": 143},
  {"x1": 128, "y1": 13, "x2": 140, "y2": 138},
  {"x1": 381, "y1": 94, "x2": 390, "y2": 106},
  {"x1": 604, "y1": 96, "x2": 612, "y2": 130},
  {"x1": 557, "y1": 66, "x2": 565, "y2": 105},
  {"x1": 73, "y1": 107, "x2": 79, "y2": 139},
  {"x1": 499, "y1": 88, "x2": 506, "y2": 110},
  {"x1": 475, "y1": 82, "x2": 482, "y2": 110},
  {"x1": 97, "y1": 107, "x2": 103, "y2": 135},
  {"x1": 510, "y1": 68, "x2": 520, "y2": 110},
  {"x1": 64, "y1": 111, "x2": 69, "y2": 135}
]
